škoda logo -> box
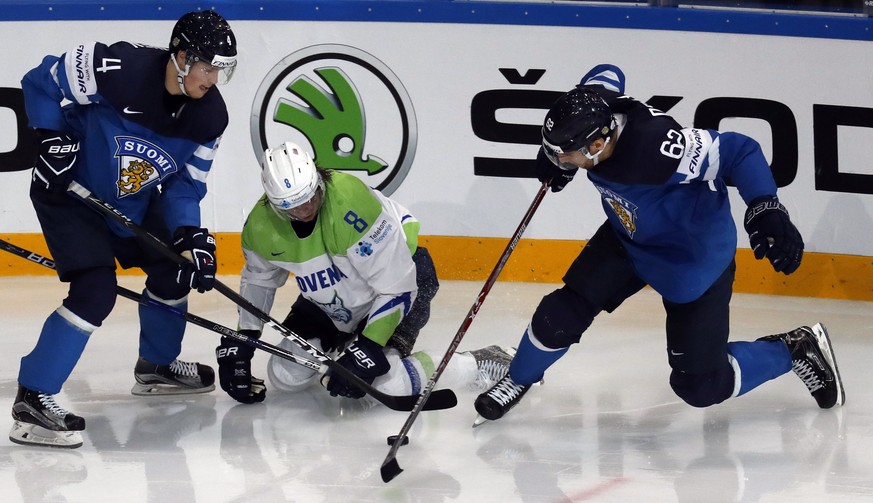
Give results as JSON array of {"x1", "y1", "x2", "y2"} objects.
[{"x1": 250, "y1": 44, "x2": 417, "y2": 196}]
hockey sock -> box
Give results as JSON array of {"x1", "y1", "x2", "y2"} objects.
[
  {"x1": 727, "y1": 340, "x2": 792, "y2": 396},
  {"x1": 422, "y1": 351, "x2": 480, "y2": 391},
  {"x1": 19, "y1": 308, "x2": 94, "y2": 394},
  {"x1": 402, "y1": 351, "x2": 432, "y2": 395},
  {"x1": 509, "y1": 328, "x2": 569, "y2": 385},
  {"x1": 370, "y1": 349, "x2": 434, "y2": 396},
  {"x1": 138, "y1": 289, "x2": 187, "y2": 364}
]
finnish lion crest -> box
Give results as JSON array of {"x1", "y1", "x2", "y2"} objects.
[
  {"x1": 113, "y1": 136, "x2": 178, "y2": 198},
  {"x1": 117, "y1": 159, "x2": 156, "y2": 194},
  {"x1": 596, "y1": 185, "x2": 638, "y2": 238}
]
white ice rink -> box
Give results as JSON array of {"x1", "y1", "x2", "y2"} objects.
[{"x1": 1, "y1": 275, "x2": 872, "y2": 503}]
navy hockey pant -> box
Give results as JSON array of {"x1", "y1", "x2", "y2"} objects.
[
  {"x1": 526, "y1": 220, "x2": 736, "y2": 407},
  {"x1": 23, "y1": 185, "x2": 191, "y2": 393}
]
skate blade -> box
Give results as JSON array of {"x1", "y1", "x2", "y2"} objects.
[
  {"x1": 9, "y1": 421, "x2": 83, "y2": 449},
  {"x1": 811, "y1": 323, "x2": 846, "y2": 407},
  {"x1": 131, "y1": 382, "x2": 216, "y2": 396},
  {"x1": 472, "y1": 415, "x2": 489, "y2": 428}
]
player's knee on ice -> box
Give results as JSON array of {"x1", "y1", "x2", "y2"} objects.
[
  {"x1": 669, "y1": 365, "x2": 735, "y2": 408},
  {"x1": 267, "y1": 337, "x2": 321, "y2": 392}
]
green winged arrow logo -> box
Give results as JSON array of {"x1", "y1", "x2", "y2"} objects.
[{"x1": 273, "y1": 67, "x2": 387, "y2": 175}]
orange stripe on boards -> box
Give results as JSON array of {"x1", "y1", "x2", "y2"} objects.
[{"x1": 2, "y1": 233, "x2": 872, "y2": 301}]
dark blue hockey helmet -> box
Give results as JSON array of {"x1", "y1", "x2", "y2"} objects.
[
  {"x1": 542, "y1": 88, "x2": 616, "y2": 166},
  {"x1": 170, "y1": 10, "x2": 237, "y2": 82}
]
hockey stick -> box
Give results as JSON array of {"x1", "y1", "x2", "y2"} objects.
[
  {"x1": 64, "y1": 181, "x2": 457, "y2": 412},
  {"x1": 380, "y1": 181, "x2": 549, "y2": 482},
  {"x1": 0, "y1": 237, "x2": 322, "y2": 372}
]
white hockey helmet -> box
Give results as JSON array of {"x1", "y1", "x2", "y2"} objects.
[{"x1": 261, "y1": 142, "x2": 324, "y2": 219}]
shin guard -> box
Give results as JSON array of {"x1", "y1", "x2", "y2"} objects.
[
  {"x1": 727, "y1": 340, "x2": 793, "y2": 396},
  {"x1": 19, "y1": 308, "x2": 95, "y2": 394},
  {"x1": 138, "y1": 289, "x2": 187, "y2": 364},
  {"x1": 508, "y1": 327, "x2": 569, "y2": 385}
]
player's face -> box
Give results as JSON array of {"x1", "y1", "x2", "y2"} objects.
[
  {"x1": 183, "y1": 61, "x2": 221, "y2": 99},
  {"x1": 555, "y1": 150, "x2": 592, "y2": 169},
  {"x1": 276, "y1": 187, "x2": 324, "y2": 222},
  {"x1": 556, "y1": 138, "x2": 613, "y2": 170}
]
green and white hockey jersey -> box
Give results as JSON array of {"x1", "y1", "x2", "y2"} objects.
[{"x1": 238, "y1": 171, "x2": 421, "y2": 346}]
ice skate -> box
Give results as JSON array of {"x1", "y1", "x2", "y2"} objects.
[
  {"x1": 132, "y1": 357, "x2": 216, "y2": 395},
  {"x1": 9, "y1": 385, "x2": 85, "y2": 449},
  {"x1": 469, "y1": 345, "x2": 515, "y2": 392},
  {"x1": 473, "y1": 373, "x2": 533, "y2": 427},
  {"x1": 758, "y1": 323, "x2": 845, "y2": 408}
]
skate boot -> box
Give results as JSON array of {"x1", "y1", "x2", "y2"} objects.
[
  {"x1": 9, "y1": 385, "x2": 85, "y2": 449},
  {"x1": 473, "y1": 373, "x2": 532, "y2": 427},
  {"x1": 758, "y1": 323, "x2": 845, "y2": 409},
  {"x1": 469, "y1": 345, "x2": 514, "y2": 392},
  {"x1": 132, "y1": 357, "x2": 216, "y2": 395}
]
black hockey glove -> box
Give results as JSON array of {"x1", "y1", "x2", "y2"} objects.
[
  {"x1": 216, "y1": 332, "x2": 266, "y2": 404},
  {"x1": 32, "y1": 129, "x2": 79, "y2": 193},
  {"x1": 744, "y1": 196, "x2": 804, "y2": 275},
  {"x1": 321, "y1": 335, "x2": 389, "y2": 399},
  {"x1": 318, "y1": 330, "x2": 357, "y2": 355},
  {"x1": 173, "y1": 226, "x2": 217, "y2": 293},
  {"x1": 535, "y1": 148, "x2": 577, "y2": 193}
]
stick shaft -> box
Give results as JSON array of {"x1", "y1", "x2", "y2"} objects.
[
  {"x1": 380, "y1": 182, "x2": 549, "y2": 482},
  {"x1": 0, "y1": 238, "x2": 323, "y2": 371}
]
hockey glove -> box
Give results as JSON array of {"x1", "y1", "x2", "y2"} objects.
[
  {"x1": 173, "y1": 226, "x2": 217, "y2": 293},
  {"x1": 744, "y1": 196, "x2": 804, "y2": 275},
  {"x1": 32, "y1": 129, "x2": 79, "y2": 193},
  {"x1": 321, "y1": 335, "x2": 389, "y2": 399},
  {"x1": 318, "y1": 330, "x2": 357, "y2": 355},
  {"x1": 536, "y1": 148, "x2": 577, "y2": 193},
  {"x1": 216, "y1": 332, "x2": 266, "y2": 404}
]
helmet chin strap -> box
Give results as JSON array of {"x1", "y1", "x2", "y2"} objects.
[
  {"x1": 170, "y1": 54, "x2": 191, "y2": 97},
  {"x1": 583, "y1": 137, "x2": 609, "y2": 167},
  {"x1": 584, "y1": 115, "x2": 623, "y2": 167}
]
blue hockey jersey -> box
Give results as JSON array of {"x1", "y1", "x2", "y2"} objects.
[
  {"x1": 21, "y1": 41, "x2": 228, "y2": 236},
  {"x1": 581, "y1": 87, "x2": 777, "y2": 303}
]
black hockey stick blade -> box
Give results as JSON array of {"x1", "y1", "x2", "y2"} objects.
[
  {"x1": 64, "y1": 182, "x2": 458, "y2": 412},
  {"x1": 381, "y1": 457, "x2": 403, "y2": 483}
]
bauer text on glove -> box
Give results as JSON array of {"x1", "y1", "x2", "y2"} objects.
[
  {"x1": 321, "y1": 336, "x2": 389, "y2": 399},
  {"x1": 216, "y1": 332, "x2": 266, "y2": 404}
]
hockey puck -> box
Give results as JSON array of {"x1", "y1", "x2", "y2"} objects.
[{"x1": 387, "y1": 435, "x2": 409, "y2": 446}]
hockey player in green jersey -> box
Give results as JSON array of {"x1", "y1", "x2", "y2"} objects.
[{"x1": 216, "y1": 142, "x2": 511, "y2": 404}]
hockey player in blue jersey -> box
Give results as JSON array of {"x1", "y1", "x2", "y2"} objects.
[
  {"x1": 10, "y1": 10, "x2": 237, "y2": 448},
  {"x1": 474, "y1": 65, "x2": 845, "y2": 424}
]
